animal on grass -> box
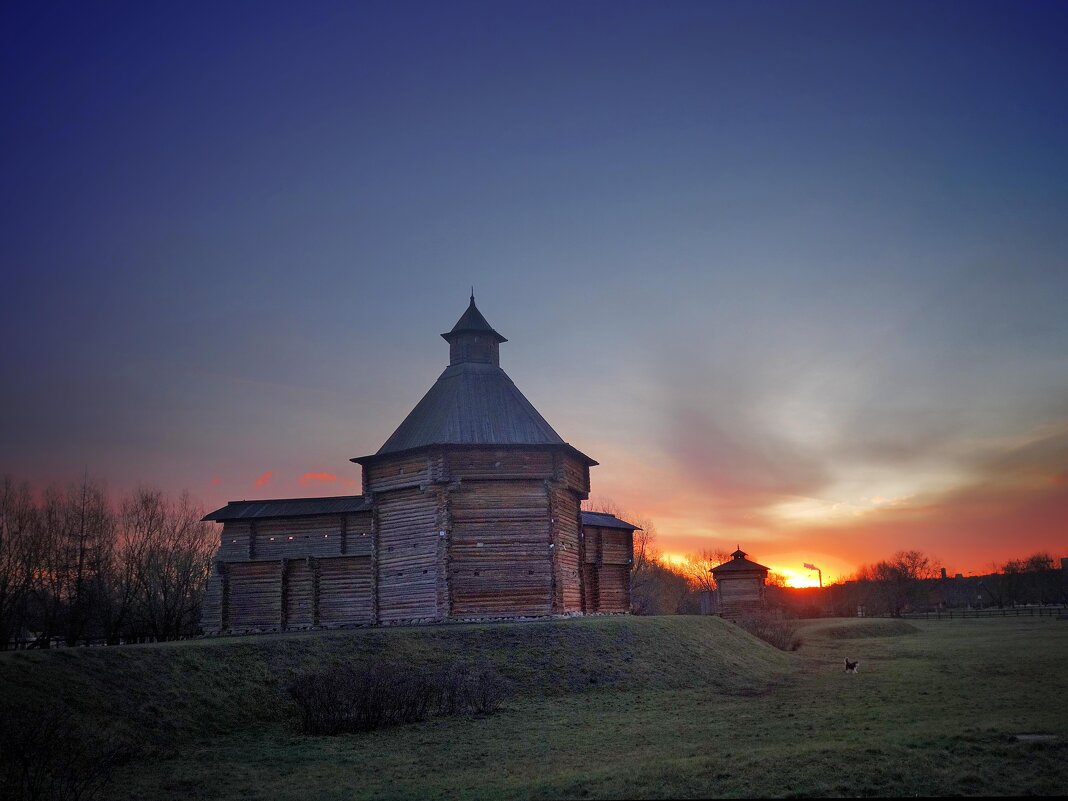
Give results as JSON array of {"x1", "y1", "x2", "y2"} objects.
[{"x1": 844, "y1": 658, "x2": 860, "y2": 673}]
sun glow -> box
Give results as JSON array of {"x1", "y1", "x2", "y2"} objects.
[
  {"x1": 773, "y1": 567, "x2": 822, "y2": 588},
  {"x1": 660, "y1": 552, "x2": 690, "y2": 568}
]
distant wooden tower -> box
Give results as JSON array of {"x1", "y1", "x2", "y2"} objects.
[
  {"x1": 201, "y1": 296, "x2": 638, "y2": 631},
  {"x1": 710, "y1": 547, "x2": 769, "y2": 619}
]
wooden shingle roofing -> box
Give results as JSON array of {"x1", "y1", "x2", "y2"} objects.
[
  {"x1": 710, "y1": 551, "x2": 770, "y2": 574},
  {"x1": 370, "y1": 361, "x2": 573, "y2": 456},
  {"x1": 203, "y1": 495, "x2": 371, "y2": 522},
  {"x1": 580, "y1": 511, "x2": 641, "y2": 531}
]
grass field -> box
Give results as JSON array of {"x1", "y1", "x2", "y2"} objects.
[{"x1": 3, "y1": 615, "x2": 1066, "y2": 798}]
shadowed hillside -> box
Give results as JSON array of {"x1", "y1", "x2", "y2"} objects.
[{"x1": 0, "y1": 616, "x2": 791, "y2": 746}]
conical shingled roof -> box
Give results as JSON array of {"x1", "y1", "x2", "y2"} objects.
[{"x1": 374, "y1": 361, "x2": 565, "y2": 454}]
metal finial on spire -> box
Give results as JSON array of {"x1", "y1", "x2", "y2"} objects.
[{"x1": 470, "y1": 286, "x2": 475, "y2": 302}]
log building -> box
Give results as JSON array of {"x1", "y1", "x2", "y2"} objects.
[
  {"x1": 201, "y1": 296, "x2": 637, "y2": 632},
  {"x1": 710, "y1": 548, "x2": 770, "y2": 619}
]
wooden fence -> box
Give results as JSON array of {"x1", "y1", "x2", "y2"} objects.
[{"x1": 896, "y1": 606, "x2": 1063, "y2": 620}]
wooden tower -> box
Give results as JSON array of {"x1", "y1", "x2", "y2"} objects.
[
  {"x1": 710, "y1": 547, "x2": 770, "y2": 619},
  {"x1": 352, "y1": 295, "x2": 598, "y2": 622},
  {"x1": 200, "y1": 296, "x2": 637, "y2": 632}
]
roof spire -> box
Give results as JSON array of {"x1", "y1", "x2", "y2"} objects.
[{"x1": 442, "y1": 294, "x2": 507, "y2": 365}]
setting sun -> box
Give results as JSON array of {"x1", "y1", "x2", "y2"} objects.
[{"x1": 772, "y1": 567, "x2": 822, "y2": 589}]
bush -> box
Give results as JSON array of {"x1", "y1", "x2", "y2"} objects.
[
  {"x1": 436, "y1": 662, "x2": 507, "y2": 716},
  {"x1": 0, "y1": 703, "x2": 135, "y2": 801},
  {"x1": 288, "y1": 658, "x2": 508, "y2": 735},
  {"x1": 736, "y1": 615, "x2": 803, "y2": 651}
]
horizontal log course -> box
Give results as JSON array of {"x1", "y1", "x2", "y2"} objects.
[{"x1": 229, "y1": 561, "x2": 283, "y2": 629}]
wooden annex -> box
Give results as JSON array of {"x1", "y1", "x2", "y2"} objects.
[
  {"x1": 201, "y1": 296, "x2": 638, "y2": 632},
  {"x1": 709, "y1": 548, "x2": 770, "y2": 619}
]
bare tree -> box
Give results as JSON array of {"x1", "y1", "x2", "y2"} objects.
[
  {"x1": 855, "y1": 550, "x2": 940, "y2": 616},
  {"x1": 126, "y1": 488, "x2": 215, "y2": 640},
  {"x1": 61, "y1": 477, "x2": 112, "y2": 646},
  {"x1": 29, "y1": 486, "x2": 69, "y2": 647},
  {"x1": 94, "y1": 503, "x2": 145, "y2": 645},
  {"x1": 0, "y1": 477, "x2": 36, "y2": 649},
  {"x1": 681, "y1": 549, "x2": 731, "y2": 594},
  {"x1": 766, "y1": 571, "x2": 789, "y2": 589}
]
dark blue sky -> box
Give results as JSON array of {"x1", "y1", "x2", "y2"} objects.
[{"x1": 3, "y1": 1, "x2": 1067, "y2": 578}]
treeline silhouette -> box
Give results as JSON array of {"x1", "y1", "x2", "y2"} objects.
[
  {"x1": 772, "y1": 550, "x2": 1067, "y2": 618},
  {"x1": 0, "y1": 475, "x2": 214, "y2": 649}
]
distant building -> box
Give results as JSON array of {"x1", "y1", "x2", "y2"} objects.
[
  {"x1": 200, "y1": 296, "x2": 638, "y2": 632},
  {"x1": 710, "y1": 548, "x2": 770, "y2": 619}
]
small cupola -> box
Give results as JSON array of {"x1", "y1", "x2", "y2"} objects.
[
  {"x1": 441, "y1": 292, "x2": 508, "y2": 366},
  {"x1": 731, "y1": 547, "x2": 747, "y2": 561}
]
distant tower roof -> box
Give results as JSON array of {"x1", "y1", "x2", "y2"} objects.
[
  {"x1": 442, "y1": 292, "x2": 507, "y2": 343},
  {"x1": 710, "y1": 546, "x2": 770, "y2": 575}
]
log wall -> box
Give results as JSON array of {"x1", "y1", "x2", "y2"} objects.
[
  {"x1": 580, "y1": 525, "x2": 633, "y2": 614},
  {"x1": 217, "y1": 522, "x2": 251, "y2": 560},
  {"x1": 201, "y1": 564, "x2": 226, "y2": 633},
  {"x1": 448, "y1": 480, "x2": 552, "y2": 618},
  {"x1": 217, "y1": 514, "x2": 371, "y2": 561},
  {"x1": 228, "y1": 561, "x2": 282, "y2": 630},
  {"x1": 447, "y1": 449, "x2": 555, "y2": 481},
  {"x1": 550, "y1": 486, "x2": 583, "y2": 613},
  {"x1": 319, "y1": 556, "x2": 373, "y2": 625},
  {"x1": 375, "y1": 488, "x2": 443, "y2": 623},
  {"x1": 283, "y1": 559, "x2": 315, "y2": 627},
  {"x1": 364, "y1": 453, "x2": 434, "y2": 493},
  {"x1": 718, "y1": 575, "x2": 765, "y2": 618}
]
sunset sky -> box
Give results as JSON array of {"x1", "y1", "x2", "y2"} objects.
[{"x1": 3, "y1": 1, "x2": 1066, "y2": 585}]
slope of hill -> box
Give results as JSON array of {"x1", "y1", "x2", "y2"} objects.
[{"x1": 0, "y1": 615, "x2": 791, "y2": 745}]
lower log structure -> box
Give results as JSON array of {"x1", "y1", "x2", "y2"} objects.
[{"x1": 201, "y1": 457, "x2": 638, "y2": 634}]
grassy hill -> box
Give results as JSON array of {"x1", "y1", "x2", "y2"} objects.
[
  {"x1": 3, "y1": 615, "x2": 1067, "y2": 799},
  {"x1": 0, "y1": 615, "x2": 791, "y2": 745}
]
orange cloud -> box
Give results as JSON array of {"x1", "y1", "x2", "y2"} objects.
[
  {"x1": 300, "y1": 471, "x2": 338, "y2": 486},
  {"x1": 254, "y1": 470, "x2": 273, "y2": 487}
]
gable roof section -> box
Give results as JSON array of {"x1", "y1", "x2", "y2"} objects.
[
  {"x1": 369, "y1": 360, "x2": 575, "y2": 456},
  {"x1": 580, "y1": 511, "x2": 641, "y2": 531},
  {"x1": 203, "y1": 495, "x2": 371, "y2": 522}
]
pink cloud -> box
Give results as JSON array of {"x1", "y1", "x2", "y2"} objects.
[
  {"x1": 254, "y1": 470, "x2": 273, "y2": 487},
  {"x1": 300, "y1": 471, "x2": 338, "y2": 486}
]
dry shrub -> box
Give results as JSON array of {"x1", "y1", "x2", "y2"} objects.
[
  {"x1": 0, "y1": 703, "x2": 136, "y2": 801},
  {"x1": 288, "y1": 658, "x2": 507, "y2": 735},
  {"x1": 737, "y1": 615, "x2": 803, "y2": 651},
  {"x1": 435, "y1": 662, "x2": 506, "y2": 716}
]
